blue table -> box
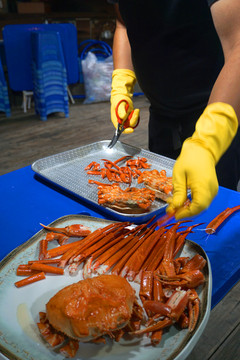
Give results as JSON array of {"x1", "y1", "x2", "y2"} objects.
[{"x1": 0, "y1": 165, "x2": 240, "y2": 308}]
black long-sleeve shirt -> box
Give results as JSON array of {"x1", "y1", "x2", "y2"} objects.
[{"x1": 111, "y1": 0, "x2": 223, "y2": 118}]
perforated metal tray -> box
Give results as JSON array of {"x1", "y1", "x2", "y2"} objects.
[{"x1": 32, "y1": 141, "x2": 175, "y2": 223}]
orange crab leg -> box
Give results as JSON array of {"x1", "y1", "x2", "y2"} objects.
[
  {"x1": 114, "y1": 155, "x2": 133, "y2": 164},
  {"x1": 143, "y1": 300, "x2": 172, "y2": 317},
  {"x1": 40, "y1": 223, "x2": 91, "y2": 237},
  {"x1": 92, "y1": 233, "x2": 138, "y2": 272},
  {"x1": 139, "y1": 270, "x2": 154, "y2": 302},
  {"x1": 153, "y1": 277, "x2": 165, "y2": 302},
  {"x1": 45, "y1": 232, "x2": 69, "y2": 245},
  {"x1": 16, "y1": 265, "x2": 39, "y2": 276},
  {"x1": 37, "y1": 321, "x2": 65, "y2": 347},
  {"x1": 206, "y1": 204, "x2": 240, "y2": 234},
  {"x1": 15, "y1": 272, "x2": 46, "y2": 288},
  {"x1": 144, "y1": 231, "x2": 167, "y2": 271},
  {"x1": 160, "y1": 221, "x2": 191, "y2": 276},
  {"x1": 131, "y1": 317, "x2": 173, "y2": 335},
  {"x1": 157, "y1": 269, "x2": 205, "y2": 289},
  {"x1": 112, "y1": 225, "x2": 156, "y2": 276},
  {"x1": 79, "y1": 223, "x2": 130, "y2": 262},
  {"x1": 61, "y1": 223, "x2": 125, "y2": 267},
  {"x1": 30, "y1": 263, "x2": 64, "y2": 275},
  {"x1": 96, "y1": 223, "x2": 151, "y2": 274},
  {"x1": 39, "y1": 239, "x2": 48, "y2": 260},
  {"x1": 84, "y1": 161, "x2": 100, "y2": 171},
  {"x1": 122, "y1": 225, "x2": 162, "y2": 281},
  {"x1": 180, "y1": 254, "x2": 206, "y2": 273},
  {"x1": 178, "y1": 312, "x2": 189, "y2": 329},
  {"x1": 59, "y1": 340, "x2": 79, "y2": 358},
  {"x1": 188, "y1": 289, "x2": 200, "y2": 332},
  {"x1": 86, "y1": 170, "x2": 101, "y2": 175},
  {"x1": 58, "y1": 228, "x2": 103, "y2": 267},
  {"x1": 101, "y1": 159, "x2": 121, "y2": 170},
  {"x1": 173, "y1": 223, "x2": 204, "y2": 257},
  {"x1": 46, "y1": 239, "x2": 83, "y2": 259}
]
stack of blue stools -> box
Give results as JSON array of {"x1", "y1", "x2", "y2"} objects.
[
  {"x1": 31, "y1": 30, "x2": 69, "y2": 121},
  {"x1": 0, "y1": 56, "x2": 10, "y2": 117}
]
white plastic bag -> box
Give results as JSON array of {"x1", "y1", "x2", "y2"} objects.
[{"x1": 82, "y1": 52, "x2": 113, "y2": 104}]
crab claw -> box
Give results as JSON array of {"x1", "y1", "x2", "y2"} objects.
[{"x1": 156, "y1": 269, "x2": 205, "y2": 289}]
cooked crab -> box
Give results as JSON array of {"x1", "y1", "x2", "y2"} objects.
[
  {"x1": 138, "y1": 169, "x2": 173, "y2": 201},
  {"x1": 45, "y1": 274, "x2": 136, "y2": 343},
  {"x1": 97, "y1": 183, "x2": 155, "y2": 213}
]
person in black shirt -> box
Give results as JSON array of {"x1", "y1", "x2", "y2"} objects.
[{"x1": 109, "y1": 0, "x2": 240, "y2": 219}]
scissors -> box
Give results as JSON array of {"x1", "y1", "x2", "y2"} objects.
[{"x1": 108, "y1": 99, "x2": 140, "y2": 149}]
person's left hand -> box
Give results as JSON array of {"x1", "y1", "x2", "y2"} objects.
[
  {"x1": 166, "y1": 139, "x2": 219, "y2": 219},
  {"x1": 166, "y1": 102, "x2": 238, "y2": 219}
]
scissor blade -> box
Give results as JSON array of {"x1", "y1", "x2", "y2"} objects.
[
  {"x1": 108, "y1": 124, "x2": 124, "y2": 149},
  {"x1": 108, "y1": 131, "x2": 119, "y2": 149}
]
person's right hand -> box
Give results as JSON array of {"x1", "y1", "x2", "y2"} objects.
[{"x1": 111, "y1": 69, "x2": 140, "y2": 134}]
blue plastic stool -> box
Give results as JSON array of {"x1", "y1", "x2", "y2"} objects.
[
  {"x1": 0, "y1": 56, "x2": 10, "y2": 117},
  {"x1": 31, "y1": 31, "x2": 69, "y2": 121}
]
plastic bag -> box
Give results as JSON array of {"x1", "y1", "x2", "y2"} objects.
[{"x1": 81, "y1": 52, "x2": 113, "y2": 104}]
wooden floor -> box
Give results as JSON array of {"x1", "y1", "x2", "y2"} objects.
[{"x1": 0, "y1": 95, "x2": 239, "y2": 359}]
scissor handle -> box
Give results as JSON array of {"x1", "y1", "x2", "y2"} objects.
[{"x1": 115, "y1": 99, "x2": 139, "y2": 129}]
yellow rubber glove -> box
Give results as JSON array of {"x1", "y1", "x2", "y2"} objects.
[
  {"x1": 167, "y1": 102, "x2": 238, "y2": 219},
  {"x1": 111, "y1": 69, "x2": 140, "y2": 134}
]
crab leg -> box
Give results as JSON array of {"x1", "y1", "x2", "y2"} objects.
[
  {"x1": 84, "y1": 161, "x2": 100, "y2": 171},
  {"x1": 114, "y1": 155, "x2": 133, "y2": 164},
  {"x1": 68, "y1": 223, "x2": 126, "y2": 261},
  {"x1": 95, "y1": 223, "x2": 151, "y2": 274},
  {"x1": 173, "y1": 223, "x2": 204, "y2": 257},
  {"x1": 143, "y1": 300, "x2": 172, "y2": 318},
  {"x1": 160, "y1": 221, "x2": 190, "y2": 276},
  {"x1": 78, "y1": 224, "x2": 129, "y2": 265},
  {"x1": 40, "y1": 223, "x2": 91, "y2": 237},
  {"x1": 59, "y1": 340, "x2": 79, "y2": 358},
  {"x1": 37, "y1": 321, "x2": 65, "y2": 347},
  {"x1": 58, "y1": 228, "x2": 103, "y2": 268},
  {"x1": 180, "y1": 254, "x2": 206, "y2": 273},
  {"x1": 157, "y1": 269, "x2": 205, "y2": 288},
  {"x1": 206, "y1": 204, "x2": 240, "y2": 234},
  {"x1": 140, "y1": 227, "x2": 167, "y2": 271},
  {"x1": 112, "y1": 225, "x2": 157, "y2": 276},
  {"x1": 39, "y1": 239, "x2": 48, "y2": 260},
  {"x1": 123, "y1": 226, "x2": 164, "y2": 281},
  {"x1": 139, "y1": 270, "x2": 154, "y2": 302},
  {"x1": 57, "y1": 223, "x2": 122, "y2": 267},
  {"x1": 144, "y1": 232, "x2": 167, "y2": 271},
  {"x1": 131, "y1": 317, "x2": 172, "y2": 335},
  {"x1": 153, "y1": 277, "x2": 165, "y2": 302},
  {"x1": 188, "y1": 289, "x2": 200, "y2": 332},
  {"x1": 178, "y1": 312, "x2": 189, "y2": 329},
  {"x1": 45, "y1": 232, "x2": 69, "y2": 245},
  {"x1": 46, "y1": 239, "x2": 83, "y2": 259},
  {"x1": 93, "y1": 233, "x2": 139, "y2": 274}
]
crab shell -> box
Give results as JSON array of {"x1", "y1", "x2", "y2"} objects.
[{"x1": 46, "y1": 274, "x2": 135, "y2": 342}]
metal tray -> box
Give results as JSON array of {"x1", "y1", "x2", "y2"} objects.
[
  {"x1": 32, "y1": 141, "x2": 175, "y2": 223},
  {"x1": 0, "y1": 215, "x2": 212, "y2": 360}
]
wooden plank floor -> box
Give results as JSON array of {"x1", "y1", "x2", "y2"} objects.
[{"x1": 0, "y1": 95, "x2": 239, "y2": 359}]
